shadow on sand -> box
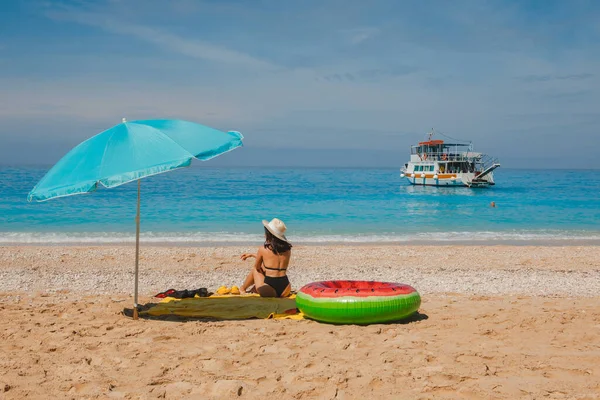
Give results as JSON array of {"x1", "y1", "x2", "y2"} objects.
[{"x1": 389, "y1": 311, "x2": 429, "y2": 325}]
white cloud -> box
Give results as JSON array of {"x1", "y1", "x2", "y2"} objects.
[
  {"x1": 45, "y1": 9, "x2": 277, "y2": 70},
  {"x1": 339, "y1": 27, "x2": 381, "y2": 45}
]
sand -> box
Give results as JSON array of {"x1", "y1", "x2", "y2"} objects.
[{"x1": 1, "y1": 245, "x2": 600, "y2": 399}]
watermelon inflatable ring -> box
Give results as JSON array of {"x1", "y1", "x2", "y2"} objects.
[{"x1": 296, "y1": 280, "x2": 421, "y2": 324}]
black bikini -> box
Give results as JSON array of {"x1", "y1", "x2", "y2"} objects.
[{"x1": 262, "y1": 264, "x2": 290, "y2": 297}]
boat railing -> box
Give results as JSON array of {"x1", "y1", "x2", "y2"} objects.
[
  {"x1": 480, "y1": 155, "x2": 500, "y2": 170},
  {"x1": 412, "y1": 151, "x2": 480, "y2": 162}
]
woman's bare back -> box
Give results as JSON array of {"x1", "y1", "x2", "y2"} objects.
[{"x1": 260, "y1": 247, "x2": 291, "y2": 277}]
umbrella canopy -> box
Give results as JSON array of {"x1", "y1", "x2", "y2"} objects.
[
  {"x1": 28, "y1": 119, "x2": 243, "y2": 202},
  {"x1": 28, "y1": 119, "x2": 243, "y2": 319}
]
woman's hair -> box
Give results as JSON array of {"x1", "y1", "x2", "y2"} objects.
[{"x1": 264, "y1": 228, "x2": 292, "y2": 254}]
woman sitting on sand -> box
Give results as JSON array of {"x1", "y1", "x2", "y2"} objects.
[{"x1": 239, "y1": 218, "x2": 292, "y2": 298}]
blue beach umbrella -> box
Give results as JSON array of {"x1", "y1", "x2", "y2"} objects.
[{"x1": 28, "y1": 118, "x2": 244, "y2": 319}]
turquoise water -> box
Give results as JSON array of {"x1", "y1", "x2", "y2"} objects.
[{"x1": 1, "y1": 166, "x2": 599, "y2": 244}]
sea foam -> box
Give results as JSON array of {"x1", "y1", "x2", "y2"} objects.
[{"x1": 1, "y1": 230, "x2": 599, "y2": 245}]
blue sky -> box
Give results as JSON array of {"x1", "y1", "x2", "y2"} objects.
[{"x1": 1, "y1": 0, "x2": 599, "y2": 168}]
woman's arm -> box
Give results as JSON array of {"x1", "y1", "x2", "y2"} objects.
[
  {"x1": 241, "y1": 248, "x2": 264, "y2": 273},
  {"x1": 253, "y1": 247, "x2": 264, "y2": 273}
]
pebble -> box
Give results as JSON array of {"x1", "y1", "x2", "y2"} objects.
[{"x1": 0, "y1": 245, "x2": 599, "y2": 297}]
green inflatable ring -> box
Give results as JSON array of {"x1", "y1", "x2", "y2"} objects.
[{"x1": 296, "y1": 280, "x2": 421, "y2": 324}]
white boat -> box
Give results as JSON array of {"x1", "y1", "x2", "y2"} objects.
[{"x1": 400, "y1": 130, "x2": 500, "y2": 188}]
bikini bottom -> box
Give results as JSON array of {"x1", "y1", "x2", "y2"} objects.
[{"x1": 263, "y1": 275, "x2": 290, "y2": 297}]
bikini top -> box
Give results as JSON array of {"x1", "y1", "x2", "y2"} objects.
[{"x1": 262, "y1": 262, "x2": 287, "y2": 271}]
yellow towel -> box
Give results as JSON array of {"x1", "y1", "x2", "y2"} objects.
[
  {"x1": 268, "y1": 311, "x2": 305, "y2": 320},
  {"x1": 142, "y1": 293, "x2": 302, "y2": 320}
]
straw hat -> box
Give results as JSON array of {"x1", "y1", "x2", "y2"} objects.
[{"x1": 262, "y1": 218, "x2": 288, "y2": 242}]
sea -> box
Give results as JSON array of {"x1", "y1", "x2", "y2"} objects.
[{"x1": 1, "y1": 166, "x2": 599, "y2": 245}]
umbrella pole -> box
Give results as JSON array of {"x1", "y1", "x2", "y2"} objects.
[{"x1": 133, "y1": 179, "x2": 141, "y2": 320}]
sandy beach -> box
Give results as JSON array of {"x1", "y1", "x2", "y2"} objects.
[{"x1": 1, "y1": 245, "x2": 600, "y2": 399}]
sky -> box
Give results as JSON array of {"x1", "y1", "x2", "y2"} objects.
[{"x1": 1, "y1": 0, "x2": 599, "y2": 168}]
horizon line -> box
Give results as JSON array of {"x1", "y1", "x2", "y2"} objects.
[{"x1": 1, "y1": 163, "x2": 599, "y2": 171}]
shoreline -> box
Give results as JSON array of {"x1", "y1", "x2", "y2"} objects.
[{"x1": 2, "y1": 239, "x2": 600, "y2": 247}]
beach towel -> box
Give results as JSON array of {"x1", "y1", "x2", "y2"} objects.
[{"x1": 142, "y1": 293, "x2": 304, "y2": 320}]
